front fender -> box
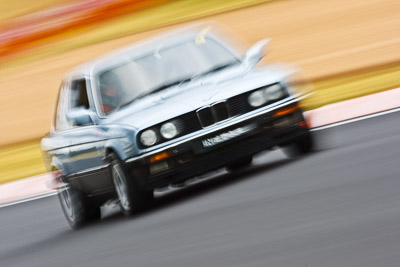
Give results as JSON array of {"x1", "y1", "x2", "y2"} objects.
[{"x1": 103, "y1": 136, "x2": 138, "y2": 161}]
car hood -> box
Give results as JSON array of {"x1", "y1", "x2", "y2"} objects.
[{"x1": 103, "y1": 63, "x2": 297, "y2": 130}]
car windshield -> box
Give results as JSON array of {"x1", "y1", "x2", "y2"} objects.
[{"x1": 96, "y1": 38, "x2": 240, "y2": 114}]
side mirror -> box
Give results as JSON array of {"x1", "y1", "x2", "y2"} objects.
[
  {"x1": 66, "y1": 108, "x2": 97, "y2": 126},
  {"x1": 242, "y1": 38, "x2": 271, "y2": 70}
]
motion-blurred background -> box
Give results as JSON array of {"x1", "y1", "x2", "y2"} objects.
[{"x1": 0, "y1": 0, "x2": 399, "y2": 183}]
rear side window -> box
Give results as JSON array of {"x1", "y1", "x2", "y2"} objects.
[{"x1": 54, "y1": 82, "x2": 70, "y2": 131}]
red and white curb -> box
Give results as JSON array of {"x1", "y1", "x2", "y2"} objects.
[
  {"x1": 0, "y1": 173, "x2": 55, "y2": 208},
  {"x1": 1, "y1": 87, "x2": 400, "y2": 208},
  {"x1": 306, "y1": 87, "x2": 400, "y2": 129}
]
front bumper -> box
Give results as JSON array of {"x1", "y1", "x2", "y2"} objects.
[{"x1": 126, "y1": 101, "x2": 309, "y2": 190}]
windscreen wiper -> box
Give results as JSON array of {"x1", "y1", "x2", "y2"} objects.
[
  {"x1": 147, "y1": 77, "x2": 192, "y2": 95},
  {"x1": 119, "y1": 77, "x2": 193, "y2": 109},
  {"x1": 192, "y1": 61, "x2": 239, "y2": 80},
  {"x1": 114, "y1": 64, "x2": 236, "y2": 111}
]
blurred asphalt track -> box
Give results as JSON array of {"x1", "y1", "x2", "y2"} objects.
[{"x1": 1, "y1": 110, "x2": 400, "y2": 266}]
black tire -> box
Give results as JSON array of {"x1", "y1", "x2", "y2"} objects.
[
  {"x1": 58, "y1": 185, "x2": 101, "y2": 230},
  {"x1": 110, "y1": 153, "x2": 153, "y2": 216},
  {"x1": 226, "y1": 156, "x2": 253, "y2": 172},
  {"x1": 85, "y1": 200, "x2": 102, "y2": 222},
  {"x1": 282, "y1": 131, "x2": 313, "y2": 157}
]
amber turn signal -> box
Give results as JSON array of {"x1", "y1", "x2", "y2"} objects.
[
  {"x1": 150, "y1": 151, "x2": 171, "y2": 163},
  {"x1": 274, "y1": 105, "x2": 299, "y2": 117}
]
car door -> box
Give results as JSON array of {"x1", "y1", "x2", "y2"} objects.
[
  {"x1": 64, "y1": 77, "x2": 114, "y2": 195},
  {"x1": 41, "y1": 79, "x2": 75, "y2": 174}
]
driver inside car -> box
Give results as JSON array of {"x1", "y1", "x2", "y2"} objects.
[{"x1": 100, "y1": 72, "x2": 122, "y2": 114}]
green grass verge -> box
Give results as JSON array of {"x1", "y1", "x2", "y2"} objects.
[
  {"x1": 1, "y1": 63, "x2": 399, "y2": 184},
  {"x1": 0, "y1": 140, "x2": 46, "y2": 184},
  {"x1": 302, "y1": 63, "x2": 400, "y2": 110}
]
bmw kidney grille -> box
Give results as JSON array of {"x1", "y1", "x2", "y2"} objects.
[{"x1": 197, "y1": 101, "x2": 230, "y2": 128}]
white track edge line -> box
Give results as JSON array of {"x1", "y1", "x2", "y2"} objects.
[
  {"x1": 0, "y1": 191, "x2": 58, "y2": 208},
  {"x1": 311, "y1": 107, "x2": 400, "y2": 131}
]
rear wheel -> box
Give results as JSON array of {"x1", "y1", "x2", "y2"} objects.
[
  {"x1": 58, "y1": 185, "x2": 101, "y2": 230},
  {"x1": 110, "y1": 153, "x2": 153, "y2": 216}
]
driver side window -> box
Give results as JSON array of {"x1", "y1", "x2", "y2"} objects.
[
  {"x1": 54, "y1": 78, "x2": 90, "y2": 131},
  {"x1": 70, "y1": 79, "x2": 90, "y2": 110}
]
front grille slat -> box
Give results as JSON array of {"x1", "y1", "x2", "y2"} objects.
[{"x1": 227, "y1": 94, "x2": 252, "y2": 116}]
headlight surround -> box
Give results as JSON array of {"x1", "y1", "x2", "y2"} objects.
[
  {"x1": 140, "y1": 129, "x2": 158, "y2": 147},
  {"x1": 248, "y1": 84, "x2": 286, "y2": 107},
  {"x1": 160, "y1": 122, "x2": 178, "y2": 139},
  {"x1": 264, "y1": 84, "x2": 285, "y2": 101}
]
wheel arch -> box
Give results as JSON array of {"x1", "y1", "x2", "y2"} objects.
[{"x1": 104, "y1": 137, "x2": 136, "y2": 161}]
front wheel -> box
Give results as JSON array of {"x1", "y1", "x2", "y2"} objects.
[
  {"x1": 110, "y1": 153, "x2": 153, "y2": 216},
  {"x1": 282, "y1": 131, "x2": 313, "y2": 157},
  {"x1": 58, "y1": 185, "x2": 101, "y2": 230}
]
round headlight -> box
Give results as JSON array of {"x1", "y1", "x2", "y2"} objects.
[
  {"x1": 140, "y1": 129, "x2": 158, "y2": 146},
  {"x1": 160, "y1": 122, "x2": 178, "y2": 139},
  {"x1": 248, "y1": 89, "x2": 267, "y2": 107},
  {"x1": 265, "y1": 84, "x2": 285, "y2": 100}
]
